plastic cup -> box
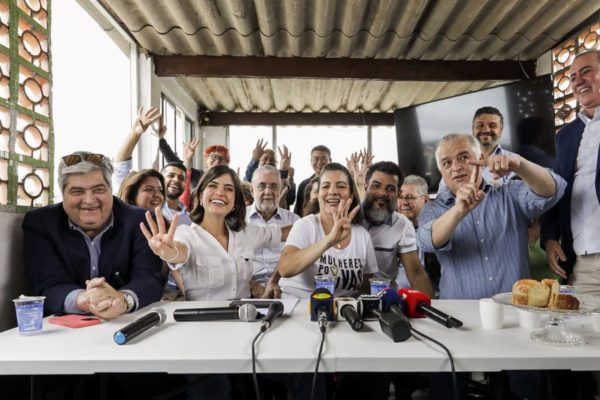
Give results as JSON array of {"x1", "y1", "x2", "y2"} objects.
[
  {"x1": 479, "y1": 298, "x2": 504, "y2": 330},
  {"x1": 314, "y1": 275, "x2": 335, "y2": 294},
  {"x1": 369, "y1": 277, "x2": 390, "y2": 295},
  {"x1": 517, "y1": 309, "x2": 543, "y2": 329},
  {"x1": 13, "y1": 296, "x2": 45, "y2": 336}
]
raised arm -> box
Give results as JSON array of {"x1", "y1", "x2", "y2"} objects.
[
  {"x1": 114, "y1": 107, "x2": 161, "y2": 162},
  {"x1": 278, "y1": 200, "x2": 359, "y2": 277},
  {"x1": 140, "y1": 207, "x2": 188, "y2": 264},
  {"x1": 431, "y1": 164, "x2": 485, "y2": 248},
  {"x1": 474, "y1": 154, "x2": 556, "y2": 197}
]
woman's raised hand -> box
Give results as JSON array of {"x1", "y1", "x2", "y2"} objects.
[
  {"x1": 140, "y1": 207, "x2": 179, "y2": 260},
  {"x1": 327, "y1": 199, "x2": 360, "y2": 248}
]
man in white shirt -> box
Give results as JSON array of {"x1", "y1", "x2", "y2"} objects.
[
  {"x1": 541, "y1": 50, "x2": 600, "y2": 295},
  {"x1": 246, "y1": 165, "x2": 299, "y2": 297},
  {"x1": 362, "y1": 161, "x2": 434, "y2": 298}
]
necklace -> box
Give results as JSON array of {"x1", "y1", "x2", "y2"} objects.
[{"x1": 336, "y1": 242, "x2": 342, "y2": 249}]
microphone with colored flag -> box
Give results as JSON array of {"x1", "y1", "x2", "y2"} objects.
[
  {"x1": 310, "y1": 288, "x2": 334, "y2": 333},
  {"x1": 399, "y1": 289, "x2": 463, "y2": 328}
]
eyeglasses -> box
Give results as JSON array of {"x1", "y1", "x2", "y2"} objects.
[
  {"x1": 208, "y1": 153, "x2": 227, "y2": 163},
  {"x1": 256, "y1": 183, "x2": 280, "y2": 192},
  {"x1": 62, "y1": 153, "x2": 105, "y2": 166},
  {"x1": 398, "y1": 195, "x2": 427, "y2": 203}
]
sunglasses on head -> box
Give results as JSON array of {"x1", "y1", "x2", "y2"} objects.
[{"x1": 62, "y1": 153, "x2": 105, "y2": 167}]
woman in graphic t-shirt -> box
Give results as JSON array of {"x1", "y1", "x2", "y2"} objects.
[{"x1": 275, "y1": 162, "x2": 378, "y2": 299}]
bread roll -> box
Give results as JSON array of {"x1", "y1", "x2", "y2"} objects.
[
  {"x1": 511, "y1": 279, "x2": 540, "y2": 305},
  {"x1": 527, "y1": 284, "x2": 550, "y2": 307},
  {"x1": 549, "y1": 294, "x2": 580, "y2": 310}
]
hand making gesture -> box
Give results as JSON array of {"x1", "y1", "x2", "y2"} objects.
[
  {"x1": 278, "y1": 144, "x2": 291, "y2": 171},
  {"x1": 140, "y1": 207, "x2": 183, "y2": 263},
  {"x1": 470, "y1": 154, "x2": 521, "y2": 180},
  {"x1": 252, "y1": 139, "x2": 268, "y2": 161},
  {"x1": 184, "y1": 137, "x2": 200, "y2": 166},
  {"x1": 132, "y1": 106, "x2": 161, "y2": 137},
  {"x1": 326, "y1": 199, "x2": 361, "y2": 249},
  {"x1": 454, "y1": 162, "x2": 485, "y2": 215}
]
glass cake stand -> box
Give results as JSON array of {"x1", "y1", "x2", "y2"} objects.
[{"x1": 492, "y1": 290, "x2": 600, "y2": 346}]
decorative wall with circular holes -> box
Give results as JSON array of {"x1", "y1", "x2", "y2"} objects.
[
  {"x1": 0, "y1": 0, "x2": 52, "y2": 211},
  {"x1": 552, "y1": 23, "x2": 600, "y2": 131}
]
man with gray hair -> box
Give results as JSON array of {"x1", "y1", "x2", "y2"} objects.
[
  {"x1": 417, "y1": 133, "x2": 566, "y2": 300},
  {"x1": 23, "y1": 151, "x2": 164, "y2": 319},
  {"x1": 246, "y1": 165, "x2": 299, "y2": 297}
]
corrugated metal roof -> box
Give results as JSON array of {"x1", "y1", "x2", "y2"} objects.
[{"x1": 98, "y1": 0, "x2": 599, "y2": 113}]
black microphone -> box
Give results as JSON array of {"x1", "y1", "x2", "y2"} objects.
[
  {"x1": 335, "y1": 297, "x2": 364, "y2": 331},
  {"x1": 400, "y1": 289, "x2": 463, "y2": 328},
  {"x1": 310, "y1": 288, "x2": 334, "y2": 333},
  {"x1": 114, "y1": 307, "x2": 166, "y2": 345},
  {"x1": 173, "y1": 304, "x2": 258, "y2": 322},
  {"x1": 260, "y1": 301, "x2": 284, "y2": 332},
  {"x1": 371, "y1": 309, "x2": 412, "y2": 343},
  {"x1": 357, "y1": 294, "x2": 382, "y2": 321}
]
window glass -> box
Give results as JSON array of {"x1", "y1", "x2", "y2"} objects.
[
  {"x1": 228, "y1": 126, "x2": 272, "y2": 179},
  {"x1": 371, "y1": 126, "x2": 398, "y2": 164},
  {"x1": 277, "y1": 126, "x2": 367, "y2": 183}
]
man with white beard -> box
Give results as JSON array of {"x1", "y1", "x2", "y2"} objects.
[
  {"x1": 246, "y1": 165, "x2": 299, "y2": 297},
  {"x1": 361, "y1": 161, "x2": 433, "y2": 297}
]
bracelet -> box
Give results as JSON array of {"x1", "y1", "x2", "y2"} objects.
[{"x1": 161, "y1": 246, "x2": 179, "y2": 263}]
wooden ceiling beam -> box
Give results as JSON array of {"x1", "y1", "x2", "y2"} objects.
[
  {"x1": 200, "y1": 112, "x2": 394, "y2": 126},
  {"x1": 155, "y1": 55, "x2": 535, "y2": 81}
]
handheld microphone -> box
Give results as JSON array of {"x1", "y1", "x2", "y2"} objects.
[
  {"x1": 371, "y1": 309, "x2": 411, "y2": 342},
  {"x1": 357, "y1": 294, "x2": 381, "y2": 321},
  {"x1": 334, "y1": 297, "x2": 364, "y2": 331},
  {"x1": 173, "y1": 304, "x2": 258, "y2": 322},
  {"x1": 114, "y1": 307, "x2": 166, "y2": 345},
  {"x1": 310, "y1": 288, "x2": 334, "y2": 333},
  {"x1": 260, "y1": 301, "x2": 284, "y2": 332},
  {"x1": 399, "y1": 289, "x2": 463, "y2": 328}
]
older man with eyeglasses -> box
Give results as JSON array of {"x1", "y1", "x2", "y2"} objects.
[{"x1": 22, "y1": 151, "x2": 164, "y2": 319}]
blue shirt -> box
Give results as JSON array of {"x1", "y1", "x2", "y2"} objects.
[
  {"x1": 417, "y1": 172, "x2": 566, "y2": 299},
  {"x1": 64, "y1": 214, "x2": 139, "y2": 313}
]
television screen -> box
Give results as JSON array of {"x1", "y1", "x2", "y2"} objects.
[{"x1": 394, "y1": 75, "x2": 556, "y2": 193}]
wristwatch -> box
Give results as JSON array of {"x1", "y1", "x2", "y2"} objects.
[{"x1": 121, "y1": 291, "x2": 135, "y2": 313}]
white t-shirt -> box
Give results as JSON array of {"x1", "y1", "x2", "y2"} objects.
[
  {"x1": 361, "y1": 212, "x2": 417, "y2": 282},
  {"x1": 279, "y1": 214, "x2": 378, "y2": 299},
  {"x1": 173, "y1": 223, "x2": 281, "y2": 300}
]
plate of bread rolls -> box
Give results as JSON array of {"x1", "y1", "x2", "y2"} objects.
[{"x1": 492, "y1": 279, "x2": 600, "y2": 315}]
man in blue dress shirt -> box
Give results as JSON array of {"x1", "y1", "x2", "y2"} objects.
[{"x1": 417, "y1": 133, "x2": 566, "y2": 300}]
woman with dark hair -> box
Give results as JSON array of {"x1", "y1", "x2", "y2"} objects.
[
  {"x1": 275, "y1": 163, "x2": 378, "y2": 298},
  {"x1": 302, "y1": 176, "x2": 320, "y2": 216},
  {"x1": 118, "y1": 169, "x2": 165, "y2": 210},
  {"x1": 141, "y1": 165, "x2": 290, "y2": 301}
]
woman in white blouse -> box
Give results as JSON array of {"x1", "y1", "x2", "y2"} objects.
[
  {"x1": 141, "y1": 164, "x2": 290, "y2": 301},
  {"x1": 276, "y1": 163, "x2": 378, "y2": 298}
]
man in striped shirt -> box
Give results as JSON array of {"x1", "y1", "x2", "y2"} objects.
[{"x1": 416, "y1": 133, "x2": 566, "y2": 300}]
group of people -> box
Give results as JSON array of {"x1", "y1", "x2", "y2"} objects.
[{"x1": 20, "y1": 50, "x2": 600, "y2": 399}]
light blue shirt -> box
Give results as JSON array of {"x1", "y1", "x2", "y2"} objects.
[
  {"x1": 246, "y1": 204, "x2": 299, "y2": 284},
  {"x1": 417, "y1": 172, "x2": 566, "y2": 299},
  {"x1": 63, "y1": 215, "x2": 139, "y2": 313}
]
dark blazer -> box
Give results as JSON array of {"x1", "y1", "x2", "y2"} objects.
[
  {"x1": 22, "y1": 197, "x2": 164, "y2": 314},
  {"x1": 540, "y1": 117, "x2": 600, "y2": 277}
]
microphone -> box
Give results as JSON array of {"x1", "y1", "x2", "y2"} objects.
[
  {"x1": 371, "y1": 309, "x2": 411, "y2": 343},
  {"x1": 380, "y1": 289, "x2": 412, "y2": 322},
  {"x1": 260, "y1": 301, "x2": 284, "y2": 332},
  {"x1": 114, "y1": 307, "x2": 167, "y2": 345},
  {"x1": 399, "y1": 289, "x2": 463, "y2": 328},
  {"x1": 310, "y1": 288, "x2": 334, "y2": 333},
  {"x1": 173, "y1": 304, "x2": 258, "y2": 322},
  {"x1": 357, "y1": 294, "x2": 381, "y2": 321},
  {"x1": 334, "y1": 297, "x2": 364, "y2": 331}
]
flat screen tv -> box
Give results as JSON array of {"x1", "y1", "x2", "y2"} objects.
[{"x1": 394, "y1": 75, "x2": 556, "y2": 193}]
